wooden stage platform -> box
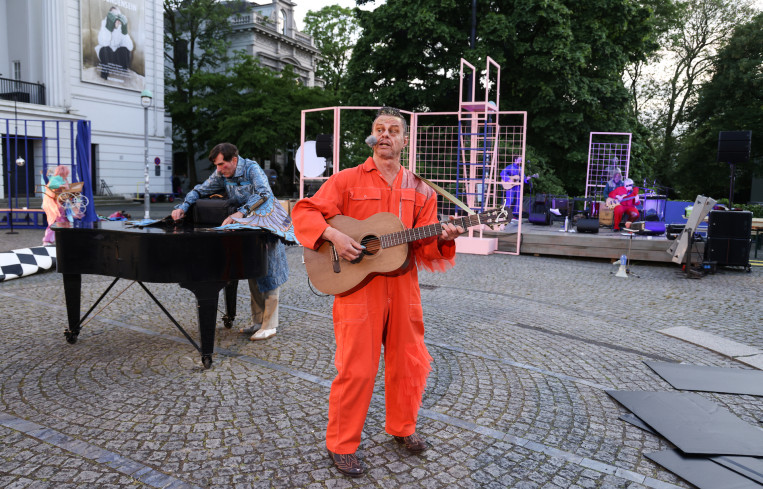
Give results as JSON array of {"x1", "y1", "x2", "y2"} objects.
[{"x1": 485, "y1": 220, "x2": 700, "y2": 264}]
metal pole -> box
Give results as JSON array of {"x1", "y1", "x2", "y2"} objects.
[
  {"x1": 7, "y1": 94, "x2": 19, "y2": 234},
  {"x1": 143, "y1": 105, "x2": 150, "y2": 219}
]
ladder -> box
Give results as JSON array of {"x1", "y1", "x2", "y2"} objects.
[
  {"x1": 99, "y1": 179, "x2": 113, "y2": 196},
  {"x1": 455, "y1": 58, "x2": 501, "y2": 214}
]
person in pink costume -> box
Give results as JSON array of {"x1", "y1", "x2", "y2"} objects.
[{"x1": 41, "y1": 165, "x2": 70, "y2": 246}]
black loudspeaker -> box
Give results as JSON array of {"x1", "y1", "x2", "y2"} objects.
[
  {"x1": 315, "y1": 134, "x2": 333, "y2": 159},
  {"x1": 705, "y1": 237, "x2": 751, "y2": 267},
  {"x1": 707, "y1": 210, "x2": 752, "y2": 239},
  {"x1": 717, "y1": 131, "x2": 751, "y2": 163},
  {"x1": 529, "y1": 211, "x2": 551, "y2": 225},
  {"x1": 576, "y1": 218, "x2": 599, "y2": 233}
]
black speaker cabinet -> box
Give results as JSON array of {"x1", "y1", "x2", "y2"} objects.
[
  {"x1": 576, "y1": 218, "x2": 599, "y2": 233},
  {"x1": 529, "y1": 211, "x2": 551, "y2": 225},
  {"x1": 705, "y1": 237, "x2": 750, "y2": 267},
  {"x1": 315, "y1": 134, "x2": 333, "y2": 159},
  {"x1": 707, "y1": 210, "x2": 752, "y2": 239},
  {"x1": 717, "y1": 131, "x2": 751, "y2": 163}
]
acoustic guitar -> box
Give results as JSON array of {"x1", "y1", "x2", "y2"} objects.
[
  {"x1": 304, "y1": 207, "x2": 509, "y2": 296},
  {"x1": 501, "y1": 173, "x2": 539, "y2": 190}
]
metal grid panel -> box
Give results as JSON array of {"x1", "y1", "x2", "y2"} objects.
[
  {"x1": 585, "y1": 132, "x2": 632, "y2": 201},
  {"x1": 415, "y1": 113, "x2": 526, "y2": 218},
  {"x1": 2, "y1": 118, "x2": 79, "y2": 205}
]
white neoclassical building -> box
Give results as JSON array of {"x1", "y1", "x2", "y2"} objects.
[
  {"x1": 228, "y1": 0, "x2": 323, "y2": 87},
  {"x1": 0, "y1": 0, "x2": 171, "y2": 202}
]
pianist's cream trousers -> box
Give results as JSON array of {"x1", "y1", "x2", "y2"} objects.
[{"x1": 248, "y1": 281, "x2": 279, "y2": 331}]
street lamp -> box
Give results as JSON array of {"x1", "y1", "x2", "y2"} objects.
[
  {"x1": 140, "y1": 89, "x2": 153, "y2": 219},
  {"x1": 6, "y1": 93, "x2": 25, "y2": 235}
]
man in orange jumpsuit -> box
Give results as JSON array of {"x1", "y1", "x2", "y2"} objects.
[{"x1": 292, "y1": 107, "x2": 464, "y2": 477}]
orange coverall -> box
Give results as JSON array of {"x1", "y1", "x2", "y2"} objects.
[{"x1": 292, "y1": 157, "x2": 456, "y2": 454}]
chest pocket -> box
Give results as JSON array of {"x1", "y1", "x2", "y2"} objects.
[
  {"x1": 345, "y1": 187, "x2": 383, "y2": 220},
  {"x1": 399, "y1": 188, "x2": 428, "y2": 228},
  {"x1": 225, "y1": 179, "x2": 252, "y2": 206}
]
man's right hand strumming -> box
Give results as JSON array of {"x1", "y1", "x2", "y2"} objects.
[{"x1": 322, "y1": 226, "x2": 364, "y2": 261}]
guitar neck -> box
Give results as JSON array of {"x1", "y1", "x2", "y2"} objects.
[{"x1": 380, "y1": 214, "x2": 484, "y2": 248}]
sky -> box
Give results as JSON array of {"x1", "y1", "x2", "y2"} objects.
[{"x1": 292, "y1": 0, "x2": 380, "y2": 31}]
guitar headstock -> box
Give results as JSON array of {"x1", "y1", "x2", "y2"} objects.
[{"x1": 479, "y1": 205, "x2": 510, "y2": 227}]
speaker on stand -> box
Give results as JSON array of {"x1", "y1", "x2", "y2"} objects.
[
  {"x1": 704, "y1": 210, "x2": 752, "y2": 271},
  {"x1": 716, "y1": 131, "x2": 751, "y2": 207},
  {"x1": 315, "y1": 134, "x2": 333, "y2": 159}
]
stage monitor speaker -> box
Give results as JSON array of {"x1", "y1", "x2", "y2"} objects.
[
  {"x1": 576, "y1": 218, "x2": 599, "y2": 233},
  {"x1": 717, "y1": 131, "x2": 751, "y2": 163},
  {"x1": 315, "y1": 134, "x2": 333, "y2": 159},
  {"x1": 707, "y1": 210, "x2": 752, "y2": 239},
  {"x1": 705, "y1": 237, "x2": 750, "y2": 267},
  {"x1": 529, "y1": 211, "x2": 551, "y2": 225}
]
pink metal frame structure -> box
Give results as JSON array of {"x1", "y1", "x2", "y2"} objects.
[
  {"x1": 298, "y1": 59, "x2": 527, "y2": 255},
  {"x1": 584, "y1": 132, "x2": 632, "y2": 201},
  {"x1": 455, "y1": 57, "x2": 501, "y2": 213}
]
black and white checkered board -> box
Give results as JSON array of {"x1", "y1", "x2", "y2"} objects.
[{"x1": 0, "y1": 246, "x2": 57, "y2": 282}]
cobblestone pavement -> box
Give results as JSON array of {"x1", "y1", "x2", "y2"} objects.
[{"x1": 0, "y1": 230, "x2": 761, "y2": 488}]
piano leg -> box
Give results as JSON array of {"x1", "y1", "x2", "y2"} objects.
[
  {"x1": 180, "y1": 281, "x2": 226, "y2": 369},
  {"x1": 222, "y1": 281, "x2": 238, "y2": 328},
  {"x1": 62, "y1": 273, "x2": 82, "y2": 344}
]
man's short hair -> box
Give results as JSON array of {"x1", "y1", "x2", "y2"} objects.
[
  {"x1": 373, "y1": 106, "x2": 408, "y2": 135},
  {"x1": 209, "y1": 143, "x2": 238, "y2": 163},
  {"x1": 623, "y1": 178, "x2": 634, "y2": 186}
]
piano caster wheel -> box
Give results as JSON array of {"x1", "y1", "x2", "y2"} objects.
[
  {"x1": 64, "y1": 330, "x2": 78, "y2": 344},
  {"x1": 202, "y1": 355, "x2": 213, "y2": 369},
  {"x1": 223, "y1": 315, "x2": 233, "y2": 329}
]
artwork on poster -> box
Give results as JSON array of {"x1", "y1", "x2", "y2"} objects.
[{"x1": 81, "y1": 0, "x2": 146, "y2": 90}]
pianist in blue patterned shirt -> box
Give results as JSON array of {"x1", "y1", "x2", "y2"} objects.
[{"x1": 171, "y1": 143, "x2": 289, "y2": 341}]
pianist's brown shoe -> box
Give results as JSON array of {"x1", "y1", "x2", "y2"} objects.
[
  {"x1": 327, "y1": 449, "x2": 364, "y2": 477},
  {"x1": 393, "y1": 432, "x2": 429, "y2": 453}
]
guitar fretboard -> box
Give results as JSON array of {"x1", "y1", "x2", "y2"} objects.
[{"x1": 380, "y1": 213, "x2": 486, "y2": 248}]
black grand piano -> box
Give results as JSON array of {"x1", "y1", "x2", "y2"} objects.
[{"x1": 54, "y1": 221, "x2": 268, "y2": 368}]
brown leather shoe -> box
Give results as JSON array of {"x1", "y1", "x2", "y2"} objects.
[
  {"x1": 327, "y1": 449, "x2": 364, "y2": 477},
  {"x1": 393, "y1": 432, "x2": 429, "y2": 453}
]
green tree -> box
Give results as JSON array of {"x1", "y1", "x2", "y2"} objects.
[
  {"x1": 194, "y1": 56, "x2": 340, "y2": 196},
  {"x1": 673, "y1": 13, "x2": 763, "y2": 202},
  {"x1": 627, "y1": 0, "x2": 755, "y2": 185},
  {"x1": 164, "y1": 0, "x2": 242, "y2": 186},
  {"x1": 345, "y1": 0, "x2": 659, "y2": 194},
  {"x1": 303, "y1": 5, "x2": 361, "y2": 96}
]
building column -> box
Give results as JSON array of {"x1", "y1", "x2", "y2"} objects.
[{"x1": 42, "y1": 0, "x2": 67, "y2": 108}]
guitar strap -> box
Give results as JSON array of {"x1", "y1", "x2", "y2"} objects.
[{"x1": 413, "y1": 172, "x2": 475, "y2": 215}]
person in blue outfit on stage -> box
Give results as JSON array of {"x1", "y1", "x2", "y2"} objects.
[
  {"x1": 500, "y1": 157, "x2": 537, "y2": 218},
  {"x1": 171, "y1": 142, "x2": 288, "y2": 341}
]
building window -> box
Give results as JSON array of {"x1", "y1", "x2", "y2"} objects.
[
  {"x1": 279, "y1": 9, "x2": 287, "y2": 35},
  {"x1": 13, "y1": 60, "x2": 21, "y2": 80}
]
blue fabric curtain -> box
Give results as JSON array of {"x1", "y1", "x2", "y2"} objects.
[{"x1": 75, "y1": 120, "x2": 97, "y2": 222}]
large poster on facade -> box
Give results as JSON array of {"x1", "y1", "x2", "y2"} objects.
[{"x1": 81, "y1": 0, "x2": 146, "y2": 90}]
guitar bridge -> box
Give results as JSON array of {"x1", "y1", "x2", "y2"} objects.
[{"x1": 330, "y1": 244, "x2": 341, "y2": 273}]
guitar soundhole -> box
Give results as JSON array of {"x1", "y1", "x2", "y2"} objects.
[{"x1": 360, "y1": 236, "x2": 380, "y2": 256}]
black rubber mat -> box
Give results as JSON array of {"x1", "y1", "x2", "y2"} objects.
[
  {"x1": 607, "y1": 390, "x2": 763, "y2": 456},
  {"x1": 644, "y1": 361, "x2": 763, "y2": 396},
  {"x1": 646, "y1": 450, "x2": 762, "y2": 489}
]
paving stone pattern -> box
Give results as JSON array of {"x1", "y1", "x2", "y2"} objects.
[{"x1": 0, "y1": 245, "x2": 760, "y2": 488}]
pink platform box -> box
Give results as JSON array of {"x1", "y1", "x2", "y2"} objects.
[{"x1": 454, "y1": 236, "x2": 498, "y2": 255}]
